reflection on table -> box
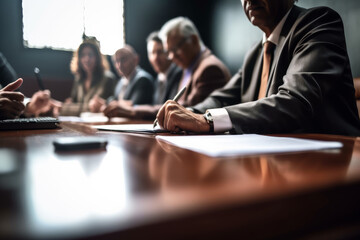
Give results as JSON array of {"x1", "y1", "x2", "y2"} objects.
[{"x1": 0, "y1": 122, "x2": 359, "y2": 239}]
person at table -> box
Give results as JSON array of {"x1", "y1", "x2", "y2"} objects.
[
  {"x1": 0, "y1": 78, "x2": 25, "y2": 119},
  {"x1": 91, "y1": 45, "x2": 155, "y2": 117},
  {"x1": 156, "y1": 0, "x2": 360, "y2": 136},
  {"x1": 60, "y1": 38, "x2": 116, "y2": 116},
  {"x1": 102, "y1": 31, "x2": 182, "y2": 119},
  {"x1": 0, "y1": 52, "x2": 61, "y2": 118},
  {"x1": 0, "y1": 52, "x2": 18, "y2": 89},
  {"x1": 157, "y1": 16, "x2": 231, "y2": 107}
]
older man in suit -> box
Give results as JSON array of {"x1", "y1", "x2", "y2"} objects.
[
  {"x1": 96, "y1": 45, "x2": 155, "y2": 117},
  {"x1": 156, "y1": 0, "x2": 360, "y2": 136},
  {"x1": 159, "y1": 17, "x2": 231, "y2": 107}
]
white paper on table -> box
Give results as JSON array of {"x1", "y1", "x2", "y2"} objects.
[
  {"x1": 58, "y1": 112, "x2": 108, "y2": 123},
  {"x1": 58, "y1": 112, "x2": 130, "y2": 123},
  {"x1": 92, "y1": 124, "x2": 169, "y2": 133},
  {"x1": 155, "y1": 134, "x2": 343, "y2": 157}
]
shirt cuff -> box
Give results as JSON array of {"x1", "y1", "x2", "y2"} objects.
[
  {"x1": 24, "y1": 97, "x2": 31, "y2": 106},
  {"x1": 207, "y1": 108, "x2": 232, "y2": 133}
]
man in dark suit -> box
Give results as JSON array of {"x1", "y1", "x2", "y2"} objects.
[
  {"x1": 148, "y1": 32, "x2": 182, "y2": 106},
  {"x1": 0, "y1": 52, "x2": 18, "y2": 88},
  {"x1": 156, "y1": 0, "x2": 360, "y2": 136},
  {"x1": 158, "y1": 16, "x2": 231, "y2": 107},
  {"x1": 98, "y1": 45, "x2": 154, "y2": 117},
  {"x1": 112, "y1": 45, "x2": 154, "y2": 104},
  {"x1": 102, "y1": 31, "x2": 182, "y2": 120}
]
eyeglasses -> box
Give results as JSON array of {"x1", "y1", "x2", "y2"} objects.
[{"x1": 165, "y1": 37, "x2": 189, "y2": 59}]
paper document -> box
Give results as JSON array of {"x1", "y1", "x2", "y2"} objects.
[
  {"x1": 92, "y1": 124, "x2": 169, "y2": 133},
  {"x1": 58, "y1": 112, "x2": 132, "y2": 123},
  {"x1": 156, "y1": 134, "x2": 343, "y2": 157},
  {"x1": 59, "y1": 112, "x2": 109, "y2": 123}
]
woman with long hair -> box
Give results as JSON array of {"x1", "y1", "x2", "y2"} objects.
[{"x1": 61, "y1": 38, "x2": 116, "y2": 116}]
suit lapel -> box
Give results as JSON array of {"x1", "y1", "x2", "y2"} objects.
[
  {"x1": 181, "y1": 49, "x2": 211, "y2": 103},
  {"x1": 266, "y1": 6, "x2": 303, "y2": 96},
  {"x1": 123, "y1": 69, "x2": 139, "y2": 100},
  {"x1": 267, "y1": 37, "x2": 284, "y2": 96},
  {"x1": 243, "y1": 42, "x2": 263, "y2": 101},
  {"x1": 123, "y1": 80, "x2": 133, "y2": 100},
  {"x1": 181, "y1": 74, "x2": 193, "y2": 103},
  {"x1": 164, "y1": 64, "x2": 177, "y2": 97}
]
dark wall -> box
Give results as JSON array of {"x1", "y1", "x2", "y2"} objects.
[{"x1": 0, "y1": 0, "x2": 359, "y2": 101}]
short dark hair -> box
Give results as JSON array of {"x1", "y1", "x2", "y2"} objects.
[{"x1": 146, "y1": 31, "x2": 162, "y2": 44}]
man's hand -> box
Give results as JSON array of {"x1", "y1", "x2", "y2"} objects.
[
  {"x1": 0, "y1": 78, "x2": 25, "y2": 120},
  {"x1": 103, "y1": 101, "x2": 135, "y2": 119},
  {"x1": 156, "y1": 100, "x2": 210, "y2": 133},
  {"x1": 89, "y1": 95, "x2": 106, "y2": 113},
  {"x1": 26, "y1": 90, "x2": 50, "y2": 115},
  {"x1": 25, "y1": 90, "x2": 62, "y2": 117}
]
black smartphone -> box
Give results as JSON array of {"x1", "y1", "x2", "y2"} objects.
[{"x1": 53, "y1": 137, "x2": 108, "y2": 151}]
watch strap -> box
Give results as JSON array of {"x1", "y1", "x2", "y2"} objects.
[{"x1": 203, "y1": 111, "x2": 214, "y2": 133}]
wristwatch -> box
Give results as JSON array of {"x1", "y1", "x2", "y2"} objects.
[{"x1": 203, "y1": 111, "x2": 214, "y2": 133}]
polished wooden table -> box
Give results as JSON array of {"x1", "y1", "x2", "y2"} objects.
[{"x1": 0, "y1": 122, "x2": 360, "y2": 239}]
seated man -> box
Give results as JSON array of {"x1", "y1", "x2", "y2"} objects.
[
  {"x1": 156, "y1": 0, "x2": 360, "y2": 136},
  {"x1": 158, "y1": 17, "x2": 231, "y2": 107},
  {"x1": 89, "y1": 45, "x2": 154, "y2": 115},
  {"x1": 102, "y1": 31, "x2": 182, "y2": 119}
]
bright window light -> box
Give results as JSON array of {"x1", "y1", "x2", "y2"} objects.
[{"x1": 22, "y1": 0, "x2": 124, "y2": 55}]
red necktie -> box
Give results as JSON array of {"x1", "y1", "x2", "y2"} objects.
[{"x1": 258, "y1": 41, "x2": 275, "y2": 99}]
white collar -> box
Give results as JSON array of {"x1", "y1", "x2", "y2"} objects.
[
  {"x1": 262, "y1": 7, "x2": 292, "y2": 46},
  {"x1": 158, "y1": 63, "x2": 176, "y2": 82}
]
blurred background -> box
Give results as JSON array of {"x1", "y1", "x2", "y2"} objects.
[{"x1": 0, "y1": 0, "x2": 359, "y2": 101}]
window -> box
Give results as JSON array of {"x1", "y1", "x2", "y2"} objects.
[{"x1": 22, "y1": 0, "x2": 124, "y2": 55}]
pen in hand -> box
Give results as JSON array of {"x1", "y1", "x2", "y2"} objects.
[
  {"x1": 153, "y1": 86, "x2": 187, "y2": 129},
  {"x1": 34, "y1": 67, "x2": 45, "y2": 90}
]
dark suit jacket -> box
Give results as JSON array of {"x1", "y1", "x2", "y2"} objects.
[
  {"x1": 193, "y1": 6, "x2": 360, "y2": 136},
  {"x1": 153, "y1": 63, "x2": 182, "y2": 105},
  {"x1": 112, "y1": 67, "x2": 154, "y2": 105},
  {"x1": 178, "y1": 48, "x2": 231, "y2": 107},
  {"x1": 0, "y1": 52, "x2": 17, "y2": 88}
]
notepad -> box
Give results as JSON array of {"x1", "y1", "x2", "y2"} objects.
[{"x1": 155, "y1": 134, "x2": 343, "y2": 157}]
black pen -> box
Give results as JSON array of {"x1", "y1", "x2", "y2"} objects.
[
  {"x1": 153, "y1": 86, "x2": 187, "y2": 129},
  {"x1": 34, "y1": 67, "x2": 45, "y2": 90}
]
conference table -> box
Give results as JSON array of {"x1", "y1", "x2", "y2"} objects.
[{"x1": 0, "y1": 120, "x2": 360, "y2": 239}]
